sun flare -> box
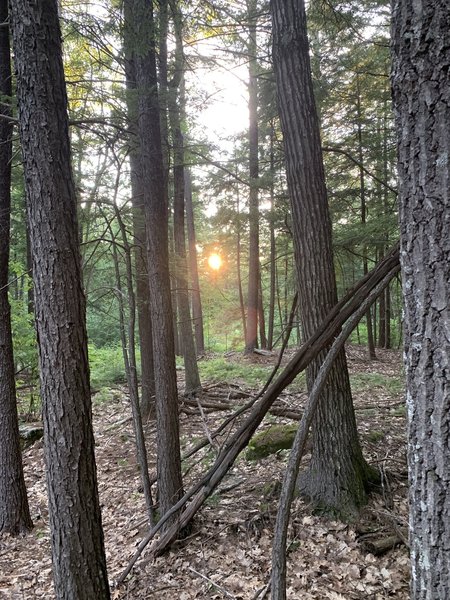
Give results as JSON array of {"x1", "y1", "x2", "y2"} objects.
[{"x1": 208, "y1": 253, "x2": 222, "y2": 271}]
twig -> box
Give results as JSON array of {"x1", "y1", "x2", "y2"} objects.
[
  {"x1": 188, "y1": 567, "x2": 236, "y2": 599},
  {"x1": 196, "y1": 397, "x2": 219, "y2": 452},
  {"x1": 251, "y1": 581, "x2": 271, "y2": 599}
]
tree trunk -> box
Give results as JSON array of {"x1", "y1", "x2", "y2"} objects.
[
  {"x1": 271, "y1": 0, "x2": 375, "y2": 517},
  {"x1": 168, "y1": 0, "x2": 201, "y2": 393},
  {"x1": 123, "y1": 0, "x2": 183, "y2": 521},
  {"x1": 107, "y1": 204, "x2": 155, "y2": 525},
  {"x1": 378, "y1": 249, "x2": 387, "y2": 348},
  {"x1": 391, "y1": 2, "x2": 450, "y2": 597},
  {"x1": 9, "y1": 1, "x2": 110, "y2": 597},
  {"x1": 0, "y1": 0, "x2": 33, "y2": 536},
  {"x1": 244, "y1": 0, "x2": 260, "y2": 354},
  {"x1": 236, "y1": 190, "x2": 247, "y2": 344},
  {"x1": 356, "y1": 75, "x2": 376, "y2": 360},
  {"x1": 258, "y1": 271, "x2": 268, "y2": 349},
  {"x1": 124, "y1": 43, "x2": 155, "y2": 420},
  {"x1": 267, "y1": 123, "x2": 277, "y2": 350},
  {"x1": 185, "y1": 169, "x2": 205, "y2": 355}
]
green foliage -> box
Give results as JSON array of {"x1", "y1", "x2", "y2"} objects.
[
  {"x1": 88, "y1": 344, "x2": 128, "y2": 389},
  {"x1": 198, "y1": 356, "x2": 272, "y2": 387},
  {"x1": 92, "y1": 386, "x2": 120, "y2": 405},
  {"x1": 9, "y1": 268, "x2": 38, "y2": 376},
  {"x1": 350, "y1": 372, "x2": 404, "y2": 396}
]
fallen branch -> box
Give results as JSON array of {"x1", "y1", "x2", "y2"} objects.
[
  {"x1": 270, "y1": 265, "x2": 397, "y2": 599},
  {"x1": 360, "y1": 534, "x2": 404, "y2": 556},
  {"x1": 116, "y1": 245, "x2": 399, "y2": 585}
]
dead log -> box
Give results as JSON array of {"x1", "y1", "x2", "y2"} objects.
[{"x1": 360, "y1": 534, "x2": 404, "y2": 556}]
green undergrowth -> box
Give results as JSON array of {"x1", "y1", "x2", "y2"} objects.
[
  {"x1": 198, "y1": 357, "x2": 273, "y2": 387},
  {"x1": 88, "y1": 344, "x2": 130, "y2": 389},
  {"x1": 350, "y1": 372, "x2": 403, "y2": 396}
]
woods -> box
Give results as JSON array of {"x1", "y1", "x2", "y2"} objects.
[{"x1": 0, "y1": 0, "x2": 448, "y2": 599}]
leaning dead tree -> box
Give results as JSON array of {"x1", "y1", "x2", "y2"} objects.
[
  {"x1": 270, "y1": 267, "x2": 398, "y2": 600},
  {"x1": 117, "y1": 244, "x2": 400, "y2": 584}
]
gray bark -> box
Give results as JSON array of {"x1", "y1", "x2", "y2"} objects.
[
  {"x1": 185, "y1": 169, "x2": 205, "y2": 355},
  {"x1": 391, "y1": 1, "x2": 450, "y2": 597}
]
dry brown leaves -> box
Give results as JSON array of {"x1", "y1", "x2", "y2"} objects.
[{"x1": 0, "y1": 346, "x2": 410, "y2": 599}]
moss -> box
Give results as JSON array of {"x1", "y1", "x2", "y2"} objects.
[{"x1": 247, "y1": 424, "x2": 298, "y2": 460}]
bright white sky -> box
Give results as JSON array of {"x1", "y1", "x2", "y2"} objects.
[
  {"x1": 186, "y1": 35, "x2": 250, "y2": 150},
  {"x1": 191, "y1": 59, "x2": 249, "y2": 140}
]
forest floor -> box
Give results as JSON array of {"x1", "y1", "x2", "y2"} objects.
[{"x1": 0, "y1": 345, "x2": 410, "y2": 599}]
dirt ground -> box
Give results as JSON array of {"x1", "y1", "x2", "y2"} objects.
[{"x1": 0, "y1": 345, "x2": 410, "y2": 599}]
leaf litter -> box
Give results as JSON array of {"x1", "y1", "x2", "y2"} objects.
[{"x1": 0, "y1": 345, "x2": 409, "y2": 599}]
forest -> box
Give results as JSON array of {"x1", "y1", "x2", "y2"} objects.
[{"x1": 0, "y1": 0, "x2": 448, "y2": 599}]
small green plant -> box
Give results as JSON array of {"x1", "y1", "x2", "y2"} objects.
[
  {"x1": 205, "y1": 493, "x2": 221, "y2": 507},
  {"x1": 92, "y1": 386, "x2": 117, "y2": 405},
  {"x1": 367, "y1": 430, "x2": 385, "y2": 443},
  {"x1": 88, "y1": 344, "x2": 129, "y2": 389},
  {"x1": 390, "y1": 404, "x2": 406, "y2": 417}
]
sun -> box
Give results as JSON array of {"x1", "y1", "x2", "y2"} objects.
[{"x1": 208, "y1": 253, "x2": 222, "y2": 271}]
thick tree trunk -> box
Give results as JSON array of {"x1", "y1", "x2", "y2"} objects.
[
  {"x1": 124, "y1": 49, "x2": 155, "y2": 420},
  {"x1": 391, "y1": 2, "x2": 450, "y2": 598},
  {"x1": 9, "y1": 1, "x2": 110, "y2": 597},
  {"x1": 244, "y1": 0, "x2": 260, "y2": 354},
  {"x1": 271, "y1": 0, "x2": 375, "y2": 517},
  {"x1": 0, "y1": 0, "x2": 33, "y2": 536},
  {"x1": 123, "y1": 0, "x2": 183, "y2": 521}
]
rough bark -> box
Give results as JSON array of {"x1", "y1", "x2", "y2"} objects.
[
  {"x1": 267, "y1": 123, "x2": 276, "y2": 350},
  {"x1": 9, "y1": 1, "x2": 110, "y2": 597},
  {"x1": 0, "y1": 0, "x2": 33, "y2": 536},
  {"x1": 271, "y1": 0, "x2": 375, "y2": 517},
  {"x1": 391, "y1": 1, "x2": 450, "y2": 597},
  {"x1": 123, "y1": 0, "x2": 183, "y2": 521},
  {"x1": 236, "y1": 191, "x2": 247, "y2": 343},
  {"x1": 124, "y1": 46, "x2": 155, "y2": 420}
]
